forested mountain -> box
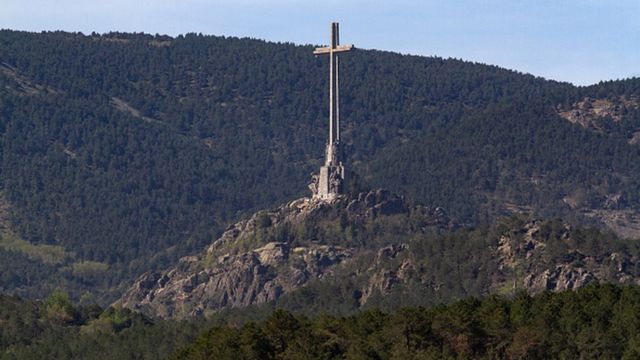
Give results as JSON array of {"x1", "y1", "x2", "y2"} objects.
[{"x1": 0, "y1": 30, "x2": 639, "y2": 303}]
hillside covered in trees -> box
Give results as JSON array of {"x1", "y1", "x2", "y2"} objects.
[{"x1": 0, "y1": 30, "x2": 639, "y2": 303}]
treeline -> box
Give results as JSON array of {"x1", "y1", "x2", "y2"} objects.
[
  {"x1": 3, "y1": 284, "x2": 640, "y2": 359},
  {"x1": 174, "y1": 284, "x2": 640, "y2": 359}
]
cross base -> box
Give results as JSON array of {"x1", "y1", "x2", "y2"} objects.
[{"x1": 309, "y1": 163, "x2": 346, "y2": 201}]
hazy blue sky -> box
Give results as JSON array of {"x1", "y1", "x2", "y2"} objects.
[{"x1": 2, "y1": 0, "x2": 638, "y2": 86}]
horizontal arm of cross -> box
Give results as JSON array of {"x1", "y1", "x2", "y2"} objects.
[{"x1": 313, "y1": 44, "x2": 354, "y2": 55}]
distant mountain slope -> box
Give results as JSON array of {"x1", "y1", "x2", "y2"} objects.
[{"x1": 0, "y1": 30, "x2": 639, "y2": 302}]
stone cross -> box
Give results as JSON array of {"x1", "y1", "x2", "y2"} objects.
[
  {"x1": 314, "y1": 22, "x2": 353, "y2": 166},
  {"x1": 309, "y1": 22, "x2": 354, "y2": 201}
]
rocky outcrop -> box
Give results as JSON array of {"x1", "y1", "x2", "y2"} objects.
[
  {"x1": 119, "y1": 190, "x2": 450, "y2": 318},
  {"x1": 205, "y1": 189, "x2": 445, "y2": 256},
  {"x1": 524, "y1": 265, "x2": 594, "y2": 292},
  {"x1": 120, "y1": 242, "x2": 352, "y2": 318},
  {"x1": 557, "y1": 96, "x2": 639, "y2": 130},
  {"x1": 360, "y1": 244, "x2": 413, "y2": 304},
  {"x1": 494, "y1": 220, "x2": 640, "y2": 294}
]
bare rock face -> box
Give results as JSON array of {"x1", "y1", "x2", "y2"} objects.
[
  {"x1": 494, "y1": 220, "x2": 640, "y2": 295},
  {"x1": 524, "y1": 266, "x2": 594, "y2": 292},
  {"x1": 120, "y1": 242, "x2": 353, "y2": 318},
  {"x1": 118, "y1": 190, "x2": 436, "y2": 318},
  {"x1": 360, "y1": 244, "x2": 413, "y2": 304},
  {"x1": 557, "y1": 96, "x2": 639, "y2": 130}
]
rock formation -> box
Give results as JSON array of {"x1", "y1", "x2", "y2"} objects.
[
  {"x1": 119, "y1": 193, "x2": 640, "y2": 319},
  {"x1": 119, "y1": 190, "x2": 451, "y2": 318},
  {"x1": 494, "y1": 220, "x2": 639, "y2": 294}
]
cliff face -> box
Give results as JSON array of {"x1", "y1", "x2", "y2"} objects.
[{"x1": 119, "y1": 192, "x2": 640, "y2": 319}]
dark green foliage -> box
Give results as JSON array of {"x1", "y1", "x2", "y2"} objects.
[
  {"x1": 0, "y1": 292, "x2": 207, "y2": 360},
  {"x1": 0, "y1": 30, "x2": 639, "y2": 304},
  {"x1": 369, "y1": 102, "x2": 640, "y2": 222},
  {"x1": 174, "y1": 284, "x2": 640, "y2": 359},
  {"x1": 0, "y1": 248, "x2": 56, "y2": 291},
  {"x1": 3, "y1": 283, "x2": 640, "y2": 358}
]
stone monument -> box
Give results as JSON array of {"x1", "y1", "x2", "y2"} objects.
[{"x1": 309, "y1": 22, "x2": 354, "y2": 201}]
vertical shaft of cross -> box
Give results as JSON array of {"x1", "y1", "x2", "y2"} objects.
[
  {"x1": 334, "y1": 23, "x2": 340, "y2": 144},
  {"x1": 336, "y1": 51, "x2": 340, "y2": 144},
  {"x1": 314, "y1": 22, "x2": 353, "y2": 156},
  {"x1": 329, "y1": 22, "x2": 338, "y2": 150}
]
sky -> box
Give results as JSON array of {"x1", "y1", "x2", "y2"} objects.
[{"x1": 2, "y1": 0, "x2": 638, "y2": 86}]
